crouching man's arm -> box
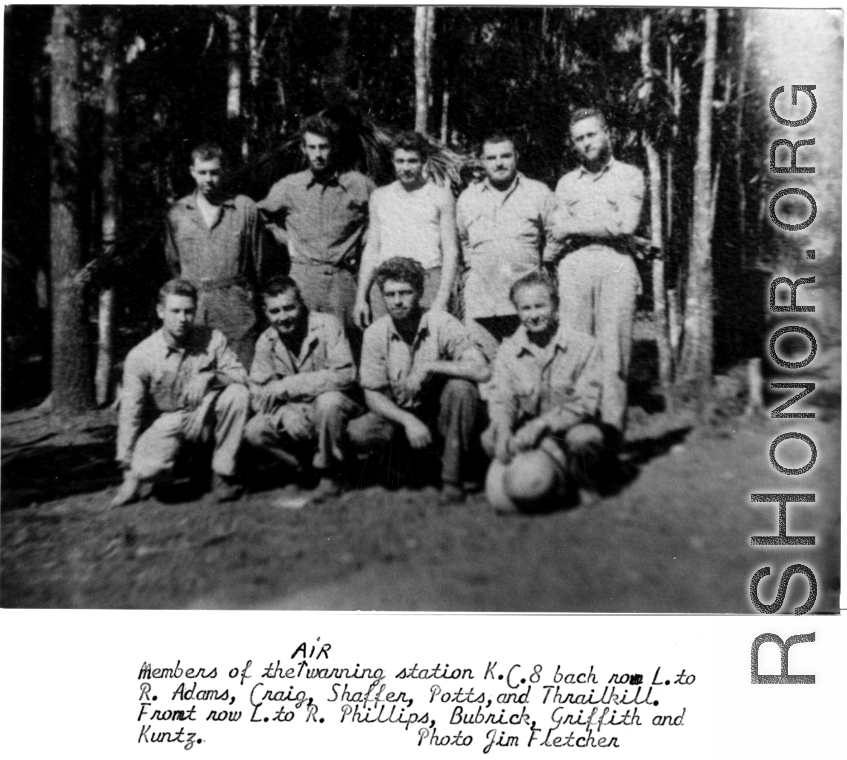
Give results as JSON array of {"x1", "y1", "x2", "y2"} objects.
[{"x1": 363, "y1": 389, "x2": 432, "y2": 450}]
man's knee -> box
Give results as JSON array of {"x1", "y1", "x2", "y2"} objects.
[
  {"x1": 313, "y1": 390, "x2": 348, "y2": 419},
  {"x1": 564, "y1": 423, "x2": 604, "y2": 455},
  {"x1": 441, "y1": 378, "x2": 479, "y2": 404},
  {"x1": 218, "y1": 382, "x2": 250, "y2": 411},
  {"x1": 244, "y1": 414, "x2": 272, "y2": 448}
]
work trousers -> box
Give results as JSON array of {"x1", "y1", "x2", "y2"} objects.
[
  {"x1": 557, "y1": 247, "x2": 640, "y2": 433},
  {"x1": 130, "y1": 384, "x2": 250, "y2": 482},
  {"x1": 196, "y1": 285, "x2": 259, "y2": 368},
  {"x1": 347, "y1": 379, "x2": 480, "y2": 486},
  {"x1": 289, "y1": 262, "x2": 358, "y2": 335},
  {"x1": 244, "y1": 391, "x2": 362, "y2": 472}
]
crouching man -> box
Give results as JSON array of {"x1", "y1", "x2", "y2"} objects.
[
  {"x1": 482, "y1": 272, "x2": 605, "y2": 512},
  {"x1": 348, "y1": 257, "x2": 489, "y2": 504},
  {"x1": 245, "y1": 276, "x2": 361, "y2": 499},
  {"x1": 112, "y1": 279, "x2": 250, "y2": 507}
]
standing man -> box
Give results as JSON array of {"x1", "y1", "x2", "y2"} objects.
[
  {"x1": 257, "y1": 114, "x2": 375, "y2": 336},
  {"x1": 457, "y1": 133, "x2": 560, "y2": 362},
  {"x1": 550, "y1": 108, "x2": 645, "y2": 442},
  {"x1": 353, "y1": 132, "x2": 459, "y2": 328},
  {"x1": 165, "y1": 142, "x2": 264, "y2": 367},
  {"x1": 481, "y1": 272, "x2": 605, "y2": 512},
  {"x1": 112, "y1": 279, "x2": 250, "y2": 507},
  {"x1": 348, "y1": 257, "x2": 489, "y2": 504},
  {"x1": 245, "y1": 276, "x2": 361, "y2": 499}
]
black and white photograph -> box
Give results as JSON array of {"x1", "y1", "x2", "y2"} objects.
[{"x1": 1, "y1": 5, "x2": 841, "y2": 615}]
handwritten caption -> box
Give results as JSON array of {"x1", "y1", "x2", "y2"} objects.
[{"x1": 136, "y1": 639, "x2": 696, "y2": 751}]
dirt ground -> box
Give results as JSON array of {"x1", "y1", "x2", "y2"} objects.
[{"x1": 1, "y1": 368, "x2": 840, "y2": 613}]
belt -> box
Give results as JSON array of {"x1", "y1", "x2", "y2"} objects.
[
  {"x1": 194, "y1": 275, "x2": 250, "y2": 292},
  {"x1": 290, "y1": 260, "x2": 358, "y2": 275}
]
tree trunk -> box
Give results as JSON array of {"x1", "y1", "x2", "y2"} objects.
[
  {"x1": 414, "y1": 6, "x2": 432, "y2": 133},
  {"x1": 327, "y1": 6, "x2": 351, "y2": 104},
  {"x1": 680, "y1": 9, "x2": 718, "y2": 400},
  {"x1": 640, "y1": 13, "x2": 673, "y2": 390},
  {"x1": 246, "y1": 5, "x2": 259, "y2": 159},
  {"x1": 225, "y1": 7, "x2": 244, "y2": 157},
  {"x1": 49, "y1": 5, "x2": 94, "y2": 415},
  {"x1": 95, "y1": 9, "x2": 121, "y2": 407}
]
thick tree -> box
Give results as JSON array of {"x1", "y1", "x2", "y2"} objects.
[{"x1": 48, "y1": 5, "x2": 94, "y2": 415}]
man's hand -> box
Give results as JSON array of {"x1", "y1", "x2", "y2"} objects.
[
  {"x1": 257, "y1": 379, "x2": 289, "y2": 412},
  {"x1": 354, "y1": 297, "x2": 372, "y2": 330},
  {"x1": 482, "y1": 422, "x2": 513, "y2": 463},
  {"x1": 403, "y1": 363, "x2": 431, "y2": 398},
  {"x1": 182, "y1": 372, "x2": 214, "y2": 408},
  {"x1": 510, "y1": 418, "x2": 550, "y2": 454},
  {"x1": 267, "y1": 223, "x2": 289, "y2": 247},
  {"x1": 281, "y1": 408, "x2": 311, "y2": 442},
  {"x1": 403, "y1": 415, "x2": 432, "y2": 450}
]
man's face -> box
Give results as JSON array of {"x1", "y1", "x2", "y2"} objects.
[
  {"x1": 264, "y1": 290, "x2": 305, "y2": 338},
  {"x1": 381, "y1": 279, "x2": 421, "y2": 323},
  {"x1": 301, "y1": 132, "x2": 334, "y2": 174},
  {"x1": 569, "y1": 116, "x2": 610, "y2": 166},
  {"x1": 482, "y1": 140, "x2": 518, "y2": 186},
  {"x1": 513, "y1": 284, "x2": 558, "y2": 335},
  {"x1": 190, "y1": 157, "x2": 222, "y2": 200},
  {"x1": 157, "y1": 294, "x2": 196, "y2": 342},
  {"x1": 393, "y1": 149, "x2": 425, "y2": 187}
]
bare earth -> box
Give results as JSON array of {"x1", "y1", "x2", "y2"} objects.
[{"x1": 1, "y1": 386, "x2": 840, "y2": 613}]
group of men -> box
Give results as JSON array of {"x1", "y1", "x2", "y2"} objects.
[{"x1": 113, "y1": 107, "x2": 645, "y2": 512}]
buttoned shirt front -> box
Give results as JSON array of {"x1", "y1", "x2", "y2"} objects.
[
  {"x1": 249, "y1": 311, "x2": 356, "y2": 406},
  {"x1": 551, "y1": 158, "x2": 644, "y2": 258},
  {"x1": 117, "y1": 327, "x2": 247, "y2": 465},
  {"x1": 165, "y1": 193, "x2": 263, "y2": 286},
  {"x1": 488, "y1": 324, "x2": 603, "y2": 435},
  {"x1": 359, "y1": 310, "x2": 476, "y2": 410},
  {"x1": 257, "y1": 169, "x2": 374, "y2": 268},
  {"x1": 458, "y1": 173, "x2": 560, "y2": 319}
]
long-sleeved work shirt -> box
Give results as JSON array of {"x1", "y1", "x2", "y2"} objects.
[
  {"x1": 550, "y1": 158, "x2": 644, "y2": 261},
  {"x1": 249, "y1": 311, "x2": 356, "y2": 409},
  {"x1": 165, "y1": 192, "x2": 263, "y2": 286},
  {"x1": 487, "y1": 324, "x2": 603, "y2": 435},
  {"x1": 257, "y1": 169, "x2": 374, "y2": 269},
  {"x1": 117, "y1": 327, "x2": 247, "y2": 466},
  {"x1": 457, "y1": 173, "x2": 560, "y2": 319}
]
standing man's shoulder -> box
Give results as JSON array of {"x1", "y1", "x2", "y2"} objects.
[
  {"x1": 230, "y1": 193, "x2": 259, "y2": 213},
  {"x1": 610, "y1": 158, "x2": 644, "y2": 182},
  {"x1": 338, "y1": 169, "x2": 375, "y2": 194},
  {"x1": 518, "y1": 174, "x2": 553, "y2": 196},
  {"x1": 309, "y1": 309, "x2": 344, "y2": 335},
  {"x1": 555, "y1": 166, "x2": 583, "y2": 192},
  {"x1": 167, "y1": 193, "x2": 195, "y2": 219},
  {"x1": 457, "y1": 179, "x2": 484, "y2": 207}
]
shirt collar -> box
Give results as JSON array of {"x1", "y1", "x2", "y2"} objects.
[
  {"x1": 387, "y1": 310, "x2": 431, "y2": 345},
  {"x1": 577, "y1": 156, "x2": 616, "y2": 180},
  {"x1": 513, "y1": 322, "x2": 570, "y2": 357},
  {"x1": 481, "y1": 172, "x2": 523, "y2": 196},
  {"x1": 306, "y1": 169, "x2": 346, "y2": 190},
  {"x1": 154, "y1": 328, "x2": 190, "y2": 357},
  {"x1": 270, "y1": 311, "x2": 321, "y2": 360},
  {"x1": 184, "y1": 191, "x2": 236, "y2": 210}
]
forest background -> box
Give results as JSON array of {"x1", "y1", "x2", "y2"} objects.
[{"x1": 1, "y1": 5, "x2": 842, "y2": 418}]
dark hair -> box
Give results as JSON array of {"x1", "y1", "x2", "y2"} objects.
[
  {"x1": 389, "y1": 131, "x2": 430, "y2": 161},
  {"x1": 480, "y1": 133, "x2": 517, "y2": 154},
  {"x1": 300, "y1": 114, "x2": 340, "y2": 146},
  {"x1": 375, "y1": 257, "x2": 426, "y2": 296},
  {"x1": 158, "y1": 278, "x2": 198, "y2": 306},
  {"x1": 191, "y1": 142, "x2": 225, "y2": 165},
  {"x1": 569, "y1": 107, "x2": 607, "y2": 129},
  {"x1": 260, "y1": 275, "x2": 304, "y2": 305},
  {"x1": 509, "y1": 270, "x2": 559, "y2": 307}
]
